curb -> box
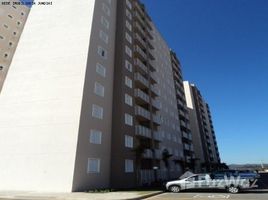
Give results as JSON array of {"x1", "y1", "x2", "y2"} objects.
[{"x1": 125, "y1": 191, "x2": 164, "y2": 200}]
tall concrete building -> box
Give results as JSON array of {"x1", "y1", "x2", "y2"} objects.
[
  {"x1": 0, "y1": 0, "x2": 30, "y2": 92},
  {"x1": 184, "y1": 81, "x2": 221, "y2": 172},
  {"x1": 0, "y1": 0, "x2": 221, "y2": 192}
]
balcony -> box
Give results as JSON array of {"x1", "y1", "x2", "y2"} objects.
[
  {"x1": 148, "y1": 61, "x2": 157, "y2": 72},
  {"x1": 134, "y1": 10, "x2": 145, "y2": 25},
  {"x1": 135, "y1": 88, "x2": 149, "y2": 104},
  {"x1": 135, "y1": 105, "x2": 150, "y2": 120},
  {"x1": 134, "y1": 72, "x2": 149, "y2": 89},
  {"x1": 182, "y1": 131, "x2": 192, "y2": 141},
  {"x1": 152, "y1": 114, "x2": 161, "y2": 125},
  {"x1": 134, "y1": 33, "x2": 146, "y2": 49},
  {"x1": 150, "y1": 72, "x2": 159, "y2": 84},
  {"x1": 154, "y1": 149, "x2": 162, "y2": 159},
  {"x1": 143, "y1": 149, "x2": 153, "y2": 159},
  {"x1": 152, "y1": 99, "x2": 161, "y2": 110},
  {"x1": 134, "y1": 58, "x2": 148, "y2": 74},
  {"x1": 135, "y1": 1, "x2": 145, "y2": 17},
  {"x1": 148, "y1": 49, "x2": 155, "y2": 60},
  {"x1": 184, "y1": 144, "x2": 193, "y2": 152},
  {"x1": 135, "y1": 125, "x2": 152, "y2": 139},
  {"x1": 153, "y1": 131, "x2": 162, "y2": 142},
  {"x1": 151, "y1": 85, "x2": 160, "y2": 96},
  {"x1": 134, "y1": 45, "x2": 147, "y2": 61},
  {"x1": 134, "y1": 22, "x2": 146, "y2": 37}
]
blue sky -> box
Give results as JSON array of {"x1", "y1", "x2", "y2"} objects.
[{"x1": 142, "y1": 0, "x2": 268, "y2": 164}]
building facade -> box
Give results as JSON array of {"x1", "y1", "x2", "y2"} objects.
[
  {"x1": 184, "y1": 81, "x2": 221, "y2": 172},
  {"x1": 0, "y1": 0, "x2": 30, "y2": 92},
  {"x1": 0, "y1": 0, "x2": 221, "y2": 192}
]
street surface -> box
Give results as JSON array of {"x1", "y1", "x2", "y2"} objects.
[{"x1": 146, "y1": 191, "x2": 268, "y2": 200}]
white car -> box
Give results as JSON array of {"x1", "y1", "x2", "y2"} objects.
[{"x1": 166, "y1": 173, "x2": 252, "y2": 194}]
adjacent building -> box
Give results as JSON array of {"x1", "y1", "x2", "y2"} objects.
[
  {"x1": 184, "y1": 81, "x2": 221, "y2": 172},
  {"x1": 0, "y1": 0, "x2": 221, "y2": 192}
]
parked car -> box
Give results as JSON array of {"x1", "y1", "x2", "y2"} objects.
[{"x1": 166, "y1": 173, "x2": 255, "y2": 194}]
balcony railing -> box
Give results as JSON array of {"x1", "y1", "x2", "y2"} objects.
[
  {"x1": 134, "y1": 33, "x2": 146, "y2": 49},
  {"x1": 135, "y1": 125, "x2": 152, "y2": 139},
  {"x1": 134, "y1": 45, "x2": 147, "y2": 60},
  {"x1": 135, "y1": 88, "x2": 149, "y2": 103},
  {"x1": 152, "y1": 114, "x2": 161, "y2": 125},
  {"x1": 153, "y1": 131, "x2": 162, "y2": 141},
  {"x1": 134, "y1": 58, "x2": 148, "y2": 74},
  {"x1": 152, "y1": 99, "x2": 161, "y2": 110},
  {"x1": 135, "y1": 105, "x2": 150, "y2": 120},
  {"x1": 143, "y1": 149, "x2": 153, "y2": 159},
  {"x1": 134, "y1": 22, "x2": 146, "y2": 37},
  {"x1": 154, "y1": 149, "x2": 162, "y2": 159},
  {"x1": 134, "y1": 72, "x2": 149, "y2": 88},
  {"x1": 150, "y1": 72, "x2": 159, "y2": 84},
  {"x1": 151, "y1": 85, "x2": 160, "y2": 96}
]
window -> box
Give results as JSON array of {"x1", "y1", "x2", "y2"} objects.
[
  {"x1": 125, "y1": 135, "x2": 133, "y2": 148},
  {"x1": 126, "y1": 9, "x2": 132, "y2": 20},
  {"x1": 9, "y1": 42, "x2": 13, "y2": 47},
  {"x1": 102, "y1": 3, "x2": 111, "y2": 16},
  {"x1": 126, "y1": 0, "x2": 132, "y2": 9},
  {"x1": 125, "y1": 45, "x2": 132, "y2": 58},
  {"x1": 96, "y1": 63, "x2": 106, "y2": 77},
  {"x1": 125, "y1": 159, "x2": 134, "y2": 173},
  {"x1": 0, "y1": 66, "x2": 3, "y2": 70},
  {"x1": 87, "y1": 158, "x2": 100, "y2": 173},
  {"x1": 8, "y1": 14, "x2": 13, "y2": 19},
  {"x1": 21, "y1": 12, "x2": 25, "y2": 16},
  {"x1": 99, "y1": 30, "x2": 108, "y2": 44},
  {"x1": 126, "y1": 20, "x2": 132, "y2": 31},
  {"x1": 17, "y1": 21, "x2": 21, "y2": 26},
  {"x1": 125, "y1": 94, "x2": 133, "y2": 106},
  {"x1": 4, "y1": 53, "x2": 8, "y2": 58},
  {"x1": 92, "y1": 104, "x2": 103, "y2": 119},
  {"x1": 125, "y1": 113, "x2": 133, "y2": 126},
  {"x1": 0, "y1": 35, "x2": 3, "y2": 40},
  {"x1": 125, "y1": 60, "x2": 132, "y2": 72},
  {"x1": 125, "y1": 32, "x2": 132, "y2": 44},
  {"x1": 94, "y1": 82, "x2": 105, "y2": 97},
  {"x1": 90, "y1": 130, "x2": 102, "y2": 144},
  {"x1": 101, "y1": 16, "x2": 110, "y2": 29},
  {"x1": 97, "y1": 46, "x2": 107, "y2": 59},
  {"x1": 3, "y1": 24, "x2": 8, "y2": 29},
  {"x1": 125, "y1": 76, "x2": 132, "y2": 88}
]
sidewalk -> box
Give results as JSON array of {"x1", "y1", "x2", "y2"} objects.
[{"x1": 0, "y1": 191, "x2": 163, "y2": 200}]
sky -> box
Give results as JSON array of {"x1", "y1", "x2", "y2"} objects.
[{"x1": 142, "y1": 0, "x2": 268, "y2": 164}]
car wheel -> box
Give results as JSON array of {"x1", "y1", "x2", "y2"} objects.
[
  {"x1": 169, "y1": 185, "x2": 181, "y2": 193},
  {"x1": 227, "y1": 185, "x2": 240, "y2": 194}
]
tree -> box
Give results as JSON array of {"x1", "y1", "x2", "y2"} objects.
[
  {"x1": 133, "y1": 142, "x2": 147, "y2": 186},
  {"x1": 162, "y1": 148, "x2": 173, "y2": 180}
]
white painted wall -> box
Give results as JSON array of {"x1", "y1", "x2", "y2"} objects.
[{"x1": 0, "y1": 0, "x2": 96, "y2": 192}]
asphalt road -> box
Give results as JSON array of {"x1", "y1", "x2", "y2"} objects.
[{"x1": 146, "y1": 191, "x2": 268, "y2": 200}]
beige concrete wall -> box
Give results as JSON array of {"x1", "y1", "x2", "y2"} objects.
[{"x1": 0, "y1": 0, "x2": 96, "y2": 192}]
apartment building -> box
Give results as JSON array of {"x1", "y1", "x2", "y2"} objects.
[
  {"x1": 184, "y1": 81, "x2": 221, "y2": 172},
  {"x1": 170, "y1": 52, "x2": 196, "y2": 168},
  {"x1": 0, "y1": 0, "x2": 221, "y2": 192},
  {"x1": 0, "y1": 0, "x2": 30, "y2": 92},
  {"x1": 111, "y1": 0, "x2": 188, "y2": 188}
]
